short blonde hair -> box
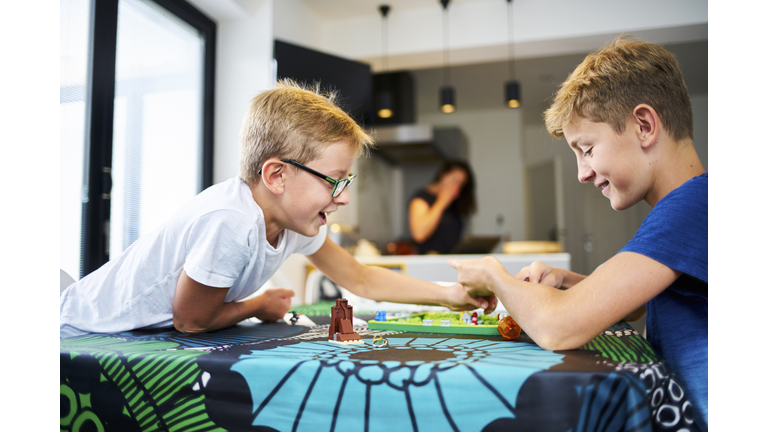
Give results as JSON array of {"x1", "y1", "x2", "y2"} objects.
[
  {"x1": 544, "y1": 37, "x2": 693, "y2": 142},
  {"x1": 239, "y1": 79, "x2": 374, "y2": 185}
]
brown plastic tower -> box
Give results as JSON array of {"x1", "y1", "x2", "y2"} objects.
[{"x1": 329, "y1": 298, "x2": 363, "y2": 344}]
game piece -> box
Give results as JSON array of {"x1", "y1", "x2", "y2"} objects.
[
  {"x1": 329, "y1": 298, "x2": 363, "y2": 344},
  {"x1": 371, "y1": 335, "x2": 389, "y2": 348},
  {"x1": 497, "y1": 315, "x2": 522, "y2": 340},
  {"x1": 374, "y1": 311, "x2": 387, "y2": 322},
  {"x1": 461, "y1": 311, "x2": 472, "y2": 324},
  {"x1": 471, "y1": 312, "x2": 478, "y2": 325},
  {"x1": 289, "y1": 311, "x2": 300, "y2": 325}
]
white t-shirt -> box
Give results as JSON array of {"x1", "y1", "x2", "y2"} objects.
[{"x1": 60, "y1": 177, "x2": 326, "y2": 338}]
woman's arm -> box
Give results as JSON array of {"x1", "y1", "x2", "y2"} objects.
[
  {"x1": 409, "y1": 184, "x2": 461, "y2": 243},
  {"x1": 172, "y1": 270, "x2": 294, "y2": 333}
]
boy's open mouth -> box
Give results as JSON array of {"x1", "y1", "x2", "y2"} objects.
[
  {"x1": 599, "y1": 181, "x2": 610, "y2": 194},
  {"x1": 319, "y1": 212, "x2": 327, "y2": 224}
]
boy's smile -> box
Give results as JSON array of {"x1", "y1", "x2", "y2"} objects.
[
  {"x1": 563, "y1": 115, "x2": 649, "y2": 211},
  {"x1": 282, "y1": 141, "x2": 356, "y2": 238}
]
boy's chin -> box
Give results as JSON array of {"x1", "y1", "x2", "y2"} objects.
[{"x1": 609, "y1": 197, "x2": 639, "y2": 211}]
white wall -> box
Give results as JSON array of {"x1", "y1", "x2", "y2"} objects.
[
  {"x1": 187, "y1": 0, "x2": 276, "y2": 183},
  {"x1": 272, "y1": 0, "x2": 324, "y2": 50}
]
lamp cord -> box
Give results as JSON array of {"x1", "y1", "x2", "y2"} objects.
[
  {"x1": 380, "y1": 6, "x2": 389, "y2": 71},
  {"x1": 442, "y1": 4, "x2": 451, "y2": 86},
  {"x1": 507, "y1": 0, "x2": 515, "y2": 81}
]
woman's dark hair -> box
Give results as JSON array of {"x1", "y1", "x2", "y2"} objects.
[{"x1": 433, "y1": 160, "x2": 477, "y2": 217}]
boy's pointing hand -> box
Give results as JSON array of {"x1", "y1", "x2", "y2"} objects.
[{"x1": 449, "y1": 256, "x2": 505, "y2": 298}]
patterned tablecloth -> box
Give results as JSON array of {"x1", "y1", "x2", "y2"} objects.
[{"x1": 60, "y1": 309, "x2": 701, "y2": 432}]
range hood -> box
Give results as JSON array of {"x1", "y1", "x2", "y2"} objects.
[{"x1": 368, "y1": 124, "x2": 468, "y2": 164}]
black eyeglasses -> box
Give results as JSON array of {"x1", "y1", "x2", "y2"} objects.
[{"x1": 282, "y1": 159, "x2": 356, "y2": 198}]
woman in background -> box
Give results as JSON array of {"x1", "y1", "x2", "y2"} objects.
[{"x1": 409, "y1": 161, "x2": 477, "y2": 254}]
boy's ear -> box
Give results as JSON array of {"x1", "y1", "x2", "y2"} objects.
[
  {"x1": 632, "y1": 104, "x2": 661, "y2": 149},
  {"x1": 260, "y1": 158, "x2": 288, "y2": 195}
]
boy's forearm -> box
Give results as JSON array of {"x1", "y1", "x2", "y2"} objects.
[
  {"x1": 485, "y1": 269, "x2": 590, "y2": 350},
  {"x1": 560, "y1": 269, "x2": 587, "y2": 289},
  {"x1": 353, "y1": 266, "x2": 450, "y2": 307},
  {"x1": 174, "y1": 298, "x2": 259, "y2": 333}
]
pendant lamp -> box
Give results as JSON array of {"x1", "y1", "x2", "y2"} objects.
[
  {"x1": 505, "y1": 0, "x2": 521, "y2": 108},
  {"x1": 377, "y1": 5, "x2": 393, "y2": 119},
  {"x1": 439, "y1": 0, "x2": 455, "y2": 113}
]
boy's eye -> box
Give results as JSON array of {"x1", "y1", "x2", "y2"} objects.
[{"x1": 583, "y1": 148, "x2": 593, "y2": 157}]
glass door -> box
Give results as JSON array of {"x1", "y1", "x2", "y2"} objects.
[{"x1": 110, "y1": 0, "x2": 205, "y2": 255}]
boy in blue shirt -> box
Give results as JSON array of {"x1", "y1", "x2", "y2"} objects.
[
  {"x1": 449, "y1": 37, "x2": 707, "y2": 427},
  {"x1": 61, "y1": 80, "x2": 495, "y2": 338}
]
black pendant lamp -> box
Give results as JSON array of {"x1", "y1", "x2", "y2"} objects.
[
  {"x1": 505, "y1": 0, "x2": 521, "y2": 108},
  {"x1": 377, "y1": 5, "x2": 393, "y2": 119},
  {"x1": 439, "y1": 0, "x2": 455, "y2": 113}
]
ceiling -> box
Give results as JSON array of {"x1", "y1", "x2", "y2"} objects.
[{"x1": 301, "y1": 0, "x2": 474, "y2": 20}]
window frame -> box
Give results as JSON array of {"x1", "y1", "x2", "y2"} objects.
[{"x1": 81, "y1": 0, "x2": 216, "y2": 276}]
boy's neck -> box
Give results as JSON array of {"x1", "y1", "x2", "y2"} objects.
[
  {"x1": 248, "y1": 181, "x2": 284, "y2": 248},
  {"x1": 645, "y1": 137, "x2": 705, "y2": 207}
]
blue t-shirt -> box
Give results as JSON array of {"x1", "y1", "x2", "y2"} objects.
[{"x1": 620, "y1": 173, "x2": 708, "y2": 426}]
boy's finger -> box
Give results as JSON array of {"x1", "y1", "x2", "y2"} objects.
[
  {"x1": 484, "y1": 296, "x2": 498, "y2": 314},
  {"x1": 274, "y1": 288, "x2": 295, "y2": 297},
  {"x1": 448, "y1": 258, "x2": 461, "y2": 270},
  {"x1": 514, "y1": 268, "x2": 529, "y2": 280},
  {"x1": 471, "y1": 296, "x2": 488, "y2": 310}
]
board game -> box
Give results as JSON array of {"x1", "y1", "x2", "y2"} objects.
[{"x1": 367, "y1": 311, "x2": 508, "y2": 336}]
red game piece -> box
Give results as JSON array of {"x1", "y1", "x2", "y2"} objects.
[
  {"x1": 497, "y1": 316, "x2": 521, "y2": 340},
  {"x1": 471, "y1": 312, "x2": 478, "y2": 325},
  {"x1": 329, "y1": 298, "x2": 363, "y2": 344}
]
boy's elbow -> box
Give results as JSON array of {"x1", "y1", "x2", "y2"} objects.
[
  {"x1": 527, "y1": 314, "x2": 590, "y2": 351},
  {"x1": 534, "y1": 333, "x2": 583, "y2": 352},
  {"x1": 173, "y1": 316, "x2": 212, "y2": 334}
]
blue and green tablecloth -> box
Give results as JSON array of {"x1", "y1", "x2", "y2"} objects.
[{"x1": 61, "y1": 309, "x2": 699, "y2": 432}]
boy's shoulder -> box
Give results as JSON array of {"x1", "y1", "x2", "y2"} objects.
[
  {"x1": 622, "y1": 172, "x2": 707, "y2": 282},
  {"x1": 165, "y1": 177, "x2": 263, "y2": 234},
  {"x1": 660, "y1": 173, "x2": 707, "y2": 208}
]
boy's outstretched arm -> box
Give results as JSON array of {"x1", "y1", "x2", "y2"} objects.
[
  {"x1": 449, "y1": 252, "x2": 680, "y2": 350},
  {"x1": 172, "y1": 270, "x2": 294, "y2": 333},
  {"x1": 307, "y1": 236, "x2": 497, "y2": 313}
]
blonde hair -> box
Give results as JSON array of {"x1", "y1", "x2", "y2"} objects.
[
  {"x1": 544, "y1": 37, "x2": 693, "y2": 142},
  {"x1": 239, "y1": 79, "x2": 374, "y2": 185}
]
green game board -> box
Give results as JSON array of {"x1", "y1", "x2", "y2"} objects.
[{"x1": 367, "y1": 311, "x2": 504, "y2": 336}]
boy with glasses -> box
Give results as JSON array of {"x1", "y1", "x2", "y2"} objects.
[{"x1": 61, "y1": 80, "x2": 496, "y2": 338}]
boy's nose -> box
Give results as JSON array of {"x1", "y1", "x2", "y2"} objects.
[
  {"x1": 577, "y1": 162, "x2": 595, "y2": 184},
  {"x1": 334, "y1": 187, "x2": 351, "y2": 205}
]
